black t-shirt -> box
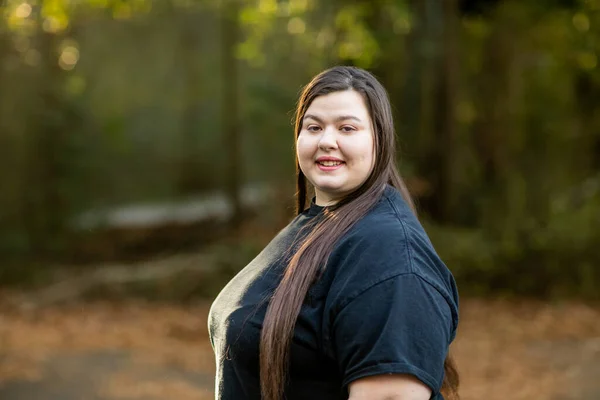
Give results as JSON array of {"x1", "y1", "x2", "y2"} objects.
[{"x1": 208, "y1": 185, "x2": 459, "y2": 400}]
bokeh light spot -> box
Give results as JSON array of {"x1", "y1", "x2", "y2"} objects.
[
  {"x1": 316, "y1": 28, "x2": 334, "y2": 49},
  {"x1": 289, "y1": 0, "x2": 308, "y2": 14},
  {"x1": 43, "y1": 16, "x2": 68, "y2": 33},
  {"x1": 15, "y1": 3, "x2": 32, "y2": 19},
  {"x1": 572, "y1": 13, "x2": 590, "y2": 32},
  {"x1": 287, "y1": 17, "x2": 305, "y2": 35},
  {"x1": 259, "y1": 0, "x2": 277, "y2": 14},
  {"x1": 59, "y1": 46, "x2": 80, "y2": 71}
]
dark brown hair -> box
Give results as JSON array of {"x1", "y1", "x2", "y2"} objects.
[{"x1": 259, "y1": 66, "x2": 459, "y2": 400}]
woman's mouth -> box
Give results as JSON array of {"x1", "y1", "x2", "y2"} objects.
[{"x1": 316, "y1": 160, "x2": 345, "y2": 171}]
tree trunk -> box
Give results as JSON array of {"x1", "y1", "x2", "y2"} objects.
[
  {"x1": 404, "y1": 0, "x2": 448, "y2": 220},
  {"x1": 177, "y1": 10, "x2": 205, "y2": 194},
  {"x1": 221, "y1": 0, "x2": 243, "y2": 228},
  {"x1": 434, "y1": 0, "x2": 460, "y2": 222},
  {"x1": 574, "y1": 71, "x2": 600, "y2": 172},
  {"x1": 23, "y1": 26, "x2": 72, "y2": 257}
]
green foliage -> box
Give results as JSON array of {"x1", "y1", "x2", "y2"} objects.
[
  {"x1": 427, "y1": 190, "x2": 600, "y2": 300},
  {"x1": 0, "y1": 0, "x2": 598, "y2": 298}
]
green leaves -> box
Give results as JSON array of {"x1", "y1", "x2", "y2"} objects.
[{"x1": 334, "y1": 4, "x2": 379, "y2": 67}]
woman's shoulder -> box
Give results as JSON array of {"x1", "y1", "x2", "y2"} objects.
[
  {"x1": 327, "y1": 185, "x2": 458, "y2": 312},
  {"x1": 343, "y1": 185, "x2": 424, "y2": 251}
]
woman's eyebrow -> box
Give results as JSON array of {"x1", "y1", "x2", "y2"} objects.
[{"x1": 303, "y1": 114, "x2": 363, "y2": 123}]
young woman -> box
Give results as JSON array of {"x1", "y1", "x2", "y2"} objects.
[{"x1": 208, "y1": 66, "x2": 460, "y2": 400}]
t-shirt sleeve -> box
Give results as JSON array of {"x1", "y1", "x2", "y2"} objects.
[{"x1": 331, "y1": 272, "x2": 454, "y2": 396}]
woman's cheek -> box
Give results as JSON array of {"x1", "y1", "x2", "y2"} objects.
[
  {"x1": 297, "y1": 136, "x2": 314, "y2": 159},
  {"x1": 296, "y1": 137, "x2": 305, "y2": 158}
]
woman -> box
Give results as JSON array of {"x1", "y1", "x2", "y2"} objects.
[{"x1": 208, "y1": 66, "x2": 460, "y2": 400}]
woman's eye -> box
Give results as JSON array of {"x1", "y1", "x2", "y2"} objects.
[
  {"x1": 307, "y1": 125, "x2": 321, "y2": 132},
  {"x1": 340, "y1": 126, "x2": 356, "y2": 132}
]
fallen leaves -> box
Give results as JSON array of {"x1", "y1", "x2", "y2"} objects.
[
  {"x1": 0, "y1": 296, "x2": 599, "y2": 400},
  {"x1": 100, "y1": 373, "x2": 213, "y2": 400},
  {"x1": 452, "y1": 298, "x2": 600, "y2": 400}
]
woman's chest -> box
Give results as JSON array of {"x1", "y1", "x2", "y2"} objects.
[{"x1": 209, "y1": 263, "x2": 337, "y2": 381}]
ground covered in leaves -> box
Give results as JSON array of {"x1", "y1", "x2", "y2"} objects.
[{"x1": 0, "y1": 296, "x2": 599, "y2": 400}]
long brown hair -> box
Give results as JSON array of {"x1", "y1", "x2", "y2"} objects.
[{"x1": 259, "y1": 66, "x2": 459, "y2": 400}]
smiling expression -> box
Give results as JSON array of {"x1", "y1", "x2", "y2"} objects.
[{"x1": 296, "y1": 90, "x2": 375, "y2": 206}]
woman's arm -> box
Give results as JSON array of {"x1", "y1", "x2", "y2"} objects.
[{"x1": 348, "y1": 374, "x2": 432, "y2": 400}]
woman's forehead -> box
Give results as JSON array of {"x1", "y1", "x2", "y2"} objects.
[{"x1": 305, "y1": 90, "x2": 370, "y2": 120}]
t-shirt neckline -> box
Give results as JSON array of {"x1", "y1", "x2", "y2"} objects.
[{"x1": 307, "y1": 197, "x2": 326, "y2": 216}]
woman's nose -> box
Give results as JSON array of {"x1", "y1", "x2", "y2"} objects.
[{"x1": 318, "y1": 127, "x2": 338, "y2": 150}]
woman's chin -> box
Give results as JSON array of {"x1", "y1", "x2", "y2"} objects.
[
  {"x1": 313, "y1": 181, "x2": 343, "y2": 192},
  {"x1": 314, "y1": 184, "x2": 347, "y2": 200}
]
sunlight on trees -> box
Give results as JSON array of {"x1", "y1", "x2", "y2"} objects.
[{"x1": 0, "y1": 0, "x2": 598, "y2": 298}]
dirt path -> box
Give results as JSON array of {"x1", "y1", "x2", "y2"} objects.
[
  {"x1": 0, "y1": 349, "x2": 214, "y2": 400},
  {"x1": 1, "y1": 298, "x2": 599, "y2": 400},
  {"x1": 0, "y1": 301, "x2": 215, "y2": 400}
]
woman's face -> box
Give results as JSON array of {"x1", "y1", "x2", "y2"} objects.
[{"x1": 297, "y1": 90, "x2": 375, "y2": 206}]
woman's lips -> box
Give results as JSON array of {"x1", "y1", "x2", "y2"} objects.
[{"x1": 316, "y1": 161, "x2": 345, "y2": 171}]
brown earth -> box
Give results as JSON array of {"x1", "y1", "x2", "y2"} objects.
[{"x1": 0, "y1": 296, "x2": 599, "y2": 400}]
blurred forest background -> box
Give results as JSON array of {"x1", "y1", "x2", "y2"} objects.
[
  {"x1": 1, "y1": 0, "x2": 600, "y2": 299},
  {"x1": 0, "y1": 0, "x2": 599, "y2": 399}
]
